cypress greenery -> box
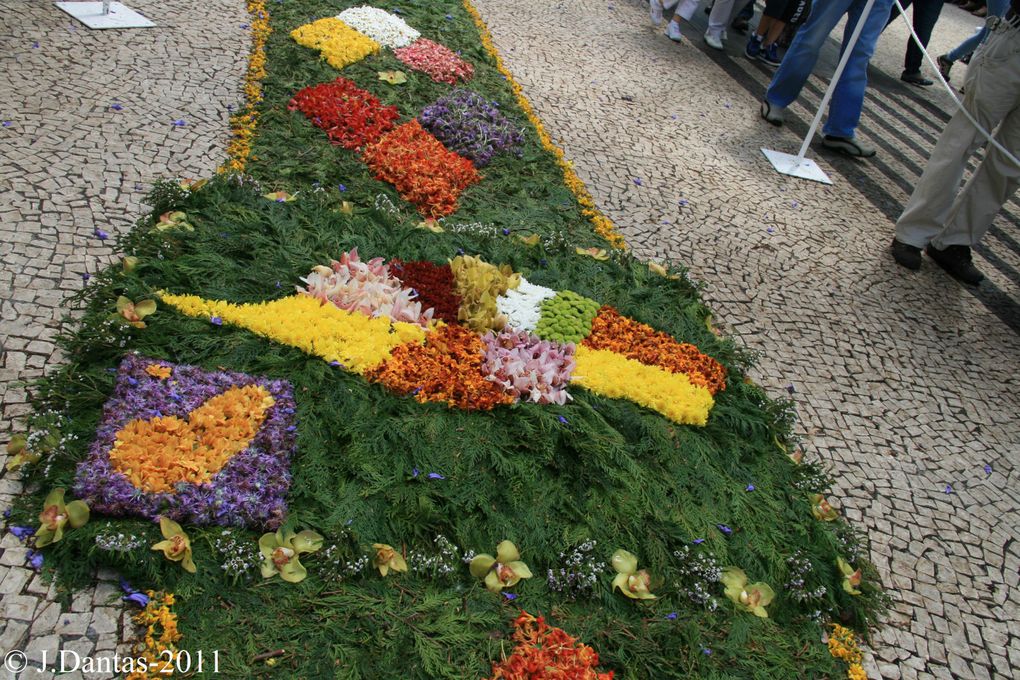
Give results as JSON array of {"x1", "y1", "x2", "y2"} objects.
[{"x1": 8, "y1": 0, "x2": 887, "y2": 677}]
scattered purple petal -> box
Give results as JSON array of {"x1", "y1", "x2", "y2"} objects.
[
  {"x1": 678, "y1": 198, "x2": 689, "y2": 207},
  {"x1": 984, "y1": 464, "x2": 993, "y2": 476},
  {"x1": 172, "y1": 119, "x2": 187, "y2": 127},
  {"x1": 944, "y1": 484, "x2": 953, "y2": 494},
  {"x1": 427, "y1": 472, "x2": 445, "y2": 480},
  {"x1": 412, "y1": 467, "x2": 420, "y2": 478},
  {"x1": 746, "y1": 484, "x2": 756, "y2": 492},
  {"x1": 502, "y1": 228, "x2": 510, "y2": 236},
  {"x1": 767, "y1": 227, "x2": 776, "y2": 234},
  {"x1": 126, "y1": 376, "x2": 139, "y2": 387},
  {"x1": 786, "y1": 383, "x2": 796, "y2": 394},
  {"x1": 633, "y1": 178, "x2": 643, "y2": 186},
  {"x1": 724, "y1": 103, "x2": 732, "y2": 109},
  {"x1": 692, "y1": 538, "x2": 705, "y2": 544},
  {"x1": 10, "y1": 526, "x2": 35, "y2": 540},
  {"x1": 338, "y1": 183, "x2": 347, "y2": 192},
  {"x1": 82, "y1": 272, "x2": 91, "y2": 282},
  {"x1": 210, "y1": 316, "x2": 223, "y2": 326},
  {"x1": 123, "y1": 592, "x2": 150, "y2": 607},
  {"x1": 275, "y1": 281, "x2": 282, "y2": 288},
  {"x1": 502, "y1": 592, "x2": 517, "y2": 600},
  {"x1": 670, "y1": 114, "x2": 678, "y2": 120},
  {"x1": 1, "y1": 121, "x2": 10, "y2": 128},
  {"x1": 32, "y1": 41, "x2": 40, "y2": 48},
  {"x1": 2, "y1": 509, "x2": 10, "y2": 519},
  {"x1": 702, "y1": 648, "x2": 712, "y2": 656},
  {"x1": 110, "y1": 103, "x2": 123, "y2": 111},
  {"x1": 445, "y1": 14, "x2": 453, "y2": 20},
  {"x1": 28, "y1": 551, "x2": 44, "y2": 570},
  {"x1": 329, "y1": 360, "x2": 341, "y2": 367},
  {"x1": 716, "y1": 524, "x2": 732, "y2": 535},
  {"x1": 665, "y1": 612, "x2": 677, "y2": 620},
  {"x1": 791, "y1": 200, "x2": 799, "y2": 208},
  {"x1": 94, "y1": 228, "x2": 109, "y2": 241},
  {"x1": 558, "y1": 415, "x2": 568, "y2": 425}
]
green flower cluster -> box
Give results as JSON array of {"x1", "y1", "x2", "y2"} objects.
[{"x1": 534, "y1": 291, "x2": 600, "y2": 344}]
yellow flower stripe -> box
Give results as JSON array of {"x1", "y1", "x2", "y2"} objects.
[
  {"x1": 126, "y1": 591, "x2": 181, "y2": 679},
  {"x1": 570, "y1": 346, "x2": 714, "y2": 426},
  {"x1": 828, "y1": 624, "x2": 868, "y2": 680},
  {"x1": 462, "y1": 1, "x2": 627, "y2": 250},
  {"x1": 221, "y1": 0, "x2": 271, "y2": 173},
  {"x1": 291, "y1": 18, "x2": 381, "y2": 71},
  {"x1": 159, "y1": 293, "x2": 426, "y2": 373}
]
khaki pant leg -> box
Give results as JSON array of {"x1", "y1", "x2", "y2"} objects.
[{"x1": 894, "y1": 27, "x2": 1020, "y2": 248}]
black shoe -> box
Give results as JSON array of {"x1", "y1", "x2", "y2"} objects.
[
  {"x1": 937, "y1": 55, "x2": 953, "y2": 82},
  {"x1": 901, "y1": 71, "x2": 933, "y2": 87},
  {"x1": 730, "y1": 18, "x2": 749, "y2": 34},
  {"x1": 890, "y1": 239, "x2": 922, "y2": 270},
  {"x1": 925, "y1": 244, "x2": 985, "y2": 285}
]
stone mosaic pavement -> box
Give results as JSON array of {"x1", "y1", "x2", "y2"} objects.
[
  {"x1": 0, "y1": 0, "x2": 246, "y2": 676},
  {"x1": 1, "y1": 0, "x2": 1018, "y2": 678}
]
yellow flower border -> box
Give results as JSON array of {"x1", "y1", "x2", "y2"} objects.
[
  {"x1": 828, "y1": 624, "x2": 869, "y2": 680},
  {"x1": 221, "y1": 0, "x2": 271, "y2": 173},
  {"x1": 462, "y1": 0, "x2": 627, "y2": 250},
  {"x1": 126, "y1": 591, "x2": 182, "y2": 680}
]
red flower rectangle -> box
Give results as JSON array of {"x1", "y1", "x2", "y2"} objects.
[
  {"x1": 361, "y1": 120, "x2": 481, "y2": 217},
  {"x1": 288, "y1": 77, "x2": 400, "y2": 150}
]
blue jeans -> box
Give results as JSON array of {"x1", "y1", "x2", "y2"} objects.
[
  {"x1": 946, "y1": 0, "x2": 1009, "y2": 62},
  {"x1": 765, "y1": 0, "x2": 896, "y2": 138}
]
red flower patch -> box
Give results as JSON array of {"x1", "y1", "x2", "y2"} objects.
[
  {"x1": 361, "y1": 120, "x2": 480, "y2": 217},
  {"x1": 487, "y1": 611, "x2": 614, "y2": 680},
  {"x1": 393, "y1": 38, "x2": 474, "y2": 85},
  {"x1": 389, "y1": 259, "x2": 462, "y2": 323},
  {"x1": 288, "y1": 77, "x2": 400, "y2": 150}
]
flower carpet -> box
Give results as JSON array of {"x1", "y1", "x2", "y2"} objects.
[{"x1": 5, "y1": 1, "x2": 884, "y2": 678}]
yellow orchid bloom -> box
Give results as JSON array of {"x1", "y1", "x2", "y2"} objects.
[
  {"x1": 372, "y1": 543, "x2": 409, "y2": 577},
  {"x1": 610, "y1": 549, "x2": 656, "y2": 600},
  {"x1": 151, "y1": 517, "x2": 196, "y2": 573},
  {"x1": 469, "y1": 540, "x2": 533, "y2": 593},
  {"x1": 35, "y1": 489, "x2": 90, "y2": 548}
]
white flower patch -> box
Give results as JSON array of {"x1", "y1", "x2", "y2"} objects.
[
  {"x1": 497, "y1": 277, "x2": 556, "y2": 332},
  {"x1": 336, "y1": 6, "x2": 420, "y2": 49}
]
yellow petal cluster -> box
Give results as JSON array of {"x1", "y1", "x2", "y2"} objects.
[
  {"x1": 159, "y1": 293, "x2": 426, "y2": 373},
  {"x1": 126, "y1": 591, "x2": 182, "y2": 680},
  {"x1": 571, "y1": 347, "x2": 714, "y2": 426},
  {"x1": 462, "y1": 1, "x2": 626, "y2": 250},
  {"x1": 450, "y1": 255, "x2": 520, "y2": 332},
  {"x1": 221, "y1": 0, "x2": 271, "y2": 173},
  {"x1": 110, "y1": 385, "x2": 275, "y2": 493},
  {"x1": 291, "y1": 18, "x2": 380, "y2": 71}
]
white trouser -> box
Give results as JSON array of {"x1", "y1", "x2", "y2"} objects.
[
  {"x1": 671, "y1": 0, "x2": 737, "y2": 38},
  {"x1": 895, "y1": 19, "x2": 1020, "y2": 249}
]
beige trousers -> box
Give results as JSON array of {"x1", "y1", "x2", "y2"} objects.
[{"x1": 895, "y1": 20, "x2": 1020, "y2": 249}]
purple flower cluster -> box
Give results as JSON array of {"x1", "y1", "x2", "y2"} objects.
[
  {"x1": 419, "y1": 90, "x2": 524, "y2": 168},
  {"x1": 73, "y1": 354, "x2": 296, "y2": 530}
]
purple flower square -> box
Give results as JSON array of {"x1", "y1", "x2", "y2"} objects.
[
  {"x1": 73, "y1": 354, "x2": 297, "y2": 530},
  {"x1": 419, "y1": 89, "x2": 524, "y2": 167}
]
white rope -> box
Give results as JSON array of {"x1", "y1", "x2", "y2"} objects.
[{"x1": 893, "y1": 0, "x2": 1020, "y2": 167}]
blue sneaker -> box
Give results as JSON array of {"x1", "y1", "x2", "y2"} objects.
[
  {"x1": 759, "y1": 42, "x2": 782, "y2": 67},
  {"x1": 745, "y1": 35, "x2": 763, "y2": 60}
]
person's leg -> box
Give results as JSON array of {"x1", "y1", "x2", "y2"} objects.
[
  {"x1": 707, "y1": 0, "x2": 738, "y2": 39},
  {"x1": 895, "y1": 28, "x2": 1020, "y2": 248},
  {"x1": 764, "y1": 0, "x2": 854, "y2": 108},
  {"x1": 945, "y1": 0, "x2": 1007, "y2": 62},
  {"x1": 821, "y1": 0, "x2": 897, "y2": 139},
  {"x1": 885, "y1": 0, "x2": 913, "y2": 30},
  {"x1": 935, "y1": 49, "x2": 1020, "y2": 247},
  {"x1": 666, "y1": 0, "x2": 701, "y2": 39},
  {"x1": 903, "y1": 0, "x2": 945, "y2": 75}
]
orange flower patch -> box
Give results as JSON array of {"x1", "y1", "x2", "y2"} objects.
[
  {"x1": 488, "y1": 611, "x2": 614, "y2": 680},
  {"x1": 145, "y1": 364, "x2": 172, "y2": 380},
  {"x1": 582, "y1": 306, "x2": 726, "y2": 394},
  {"x1": 361, "y1": 120, "x2": 481, "y2": 217},
  {"x1": 109, "y1": 385, "x2": 276, "y2": 493},
  {"x1": 366, "y1": 324, "x2": 512, "y2": 410}
]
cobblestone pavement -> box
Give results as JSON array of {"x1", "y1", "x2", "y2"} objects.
[
  {"x1": 2, "y1": 0, "x2": 1018, "y2": 678},
  {"x1": 0, "y1": 0, "x2": 246, "y2": 676},
  {"x1": 473, "y1": 1, "x2": 1020, "y2": 679}
]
